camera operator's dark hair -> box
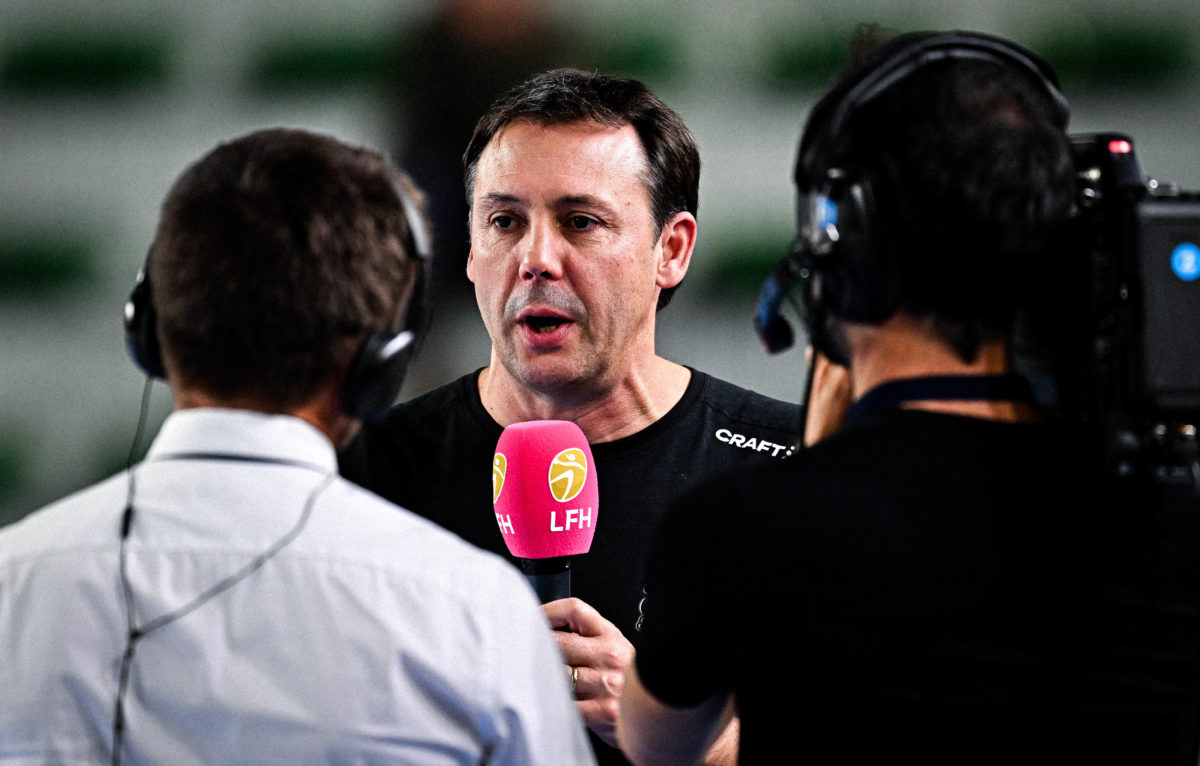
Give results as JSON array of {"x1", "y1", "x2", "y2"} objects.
[
  {"x1": 834, "y1": 36, "x2": 1075, "y2": 361},
  {"x1": 149, "y1": 128, "x2": 422, "y2": 411},
  {"x1": 463, "y1": 67, "x2": 700, "y2": 310}
]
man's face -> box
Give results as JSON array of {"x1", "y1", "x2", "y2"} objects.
[{"x1": 467, "y1": 120, "x2": 680, "y2": 396}]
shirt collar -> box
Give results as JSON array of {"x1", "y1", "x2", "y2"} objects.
[
  {"x1": 845, "y1": 374, "x2": 1036, "y2": 426},
  {"x1": 145, "y1": 408, "x2": 337, "y2": 474}
]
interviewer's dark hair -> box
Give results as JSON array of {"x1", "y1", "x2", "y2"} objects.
[
  {"x1": 832, "y1": 33, "x2": 1075, "y2": 361},
  {"x1": 149, "y1": 128, "x2": 423, "y2": 410},
  {"x1": 463, "y1": 67, "x2": 700, "y2": 310}
]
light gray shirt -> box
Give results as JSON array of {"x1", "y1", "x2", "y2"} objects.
[{"x1": 0, "y1": 408, "x2": 594, "y2": 765}]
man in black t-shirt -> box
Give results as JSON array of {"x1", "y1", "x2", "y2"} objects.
[
  {"x1": 340, "y1": 68, "x2": 802, "y2": 765},
  {"x1": 619, "y1": 29, "x2": 1200, "y2": 764}
]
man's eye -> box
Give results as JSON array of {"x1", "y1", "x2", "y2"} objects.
[
  {"x1": 567, "y1": 215, "x2": 597, "y2": 230},
  {"x1": 490, "y1": 215, "x2": 516, "y2": 230}
]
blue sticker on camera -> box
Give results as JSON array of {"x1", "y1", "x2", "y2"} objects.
[{"x1": 1172, "y1": 242, "x2": 1200, "y2": 282}]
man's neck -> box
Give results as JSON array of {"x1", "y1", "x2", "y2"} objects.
[
  {"x1": 477, "y1": 355, "x2": 692, "y2": 443},
  {"x1": 847, "y1": 316, "x2": 1037, "y2": 423}
]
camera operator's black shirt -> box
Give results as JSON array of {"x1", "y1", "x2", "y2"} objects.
[{"x1": 639, "y1": 406, "x2": 1200, "y2": 764}]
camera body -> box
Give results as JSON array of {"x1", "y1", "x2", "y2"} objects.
[{"x1": 1022, "y1": 132, "x2": 1200, "y2": 482}]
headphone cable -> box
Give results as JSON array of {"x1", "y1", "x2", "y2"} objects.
[
  {"x1": 113, "y1": 375, "x2": 153, "y2": 766},
  {"x1": 111, "y1": 377, "x2": 335, "y2": 765}
]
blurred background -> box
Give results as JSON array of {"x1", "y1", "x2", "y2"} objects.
[{"x1": 2, "y1": 0, "x2": 1198, "y2": 524}]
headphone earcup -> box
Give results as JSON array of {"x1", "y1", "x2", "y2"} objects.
[
  {"x1": 339, "y1": 330, "x2": 417, "y2": 419},
  {"x1": 336, "y1": 174, "x2": 432, "y2": 420},
  {"x1": 806, "y1": 171, "x2": 898, "y2": 324},
  {"x1": 123, "y1": 269, "x2": 166, "y2": 379}
]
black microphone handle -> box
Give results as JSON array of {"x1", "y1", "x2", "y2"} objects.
[{"x1": 519, "y1": 556, "x2": 572, "y2": 604}]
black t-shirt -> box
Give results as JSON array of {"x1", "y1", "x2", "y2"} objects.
[
  {"x1": 340, "y1": 368, "x2": 802, "y2": 641},
  {"x1": 339, "y1": 368, "x2": 802, "y2": 766},
  {"x1": 638, "y1": 406, "x2": 1200, "y2": 764}
]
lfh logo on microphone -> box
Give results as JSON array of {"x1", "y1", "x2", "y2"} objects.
[
  {"x1": 549, "y1": 448, "x2": 587, "y2": 502},
  {"x1": 492, "y1": 453, "x2": 507, "y2": 503}
]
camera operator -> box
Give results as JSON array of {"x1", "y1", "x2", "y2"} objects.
[{"x1": 619, "y1": 29, "x2": 1200, "y2": 764}]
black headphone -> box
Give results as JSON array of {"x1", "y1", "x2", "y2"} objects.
[
  {"x1": 755, "y1": 30, "x2": 1070, "y2": 356},
  {"x1": 123, "y1": 177, "x2": 432, "y2": 420}
]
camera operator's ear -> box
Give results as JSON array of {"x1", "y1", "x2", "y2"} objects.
[{"x1": 803, "y1": 349, "x2": 853, "y2": 447}]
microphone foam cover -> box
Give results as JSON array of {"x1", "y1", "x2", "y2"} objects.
[{"x1": 492, "y1": 420, "x2": 598, "y2": 559}]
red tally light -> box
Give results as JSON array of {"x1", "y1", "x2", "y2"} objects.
[{"x1": 1108, "y1": 139, "x2": 1133, "y2": 155}]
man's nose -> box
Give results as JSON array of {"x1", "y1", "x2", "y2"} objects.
[{"x1": 520, "y1": 219, "x2": 565, "y2": 281}]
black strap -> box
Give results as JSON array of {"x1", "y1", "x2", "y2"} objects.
[{"x1": 846, "y1": 374, "x2": 1036, "y2": 423}]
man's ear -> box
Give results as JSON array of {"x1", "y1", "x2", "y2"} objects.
[
  {"x1": 465, "y1": 210, "x2": 477, "y2": 284},
  {"x1": 655, "y1": 211, "x2": 697, "y2": 290}
]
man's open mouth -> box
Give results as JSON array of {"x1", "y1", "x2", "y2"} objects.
[{"x1": 525, "y1": 316, "x2": 567, "y2": 334}]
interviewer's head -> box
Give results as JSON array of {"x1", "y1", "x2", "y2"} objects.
[{"x1": 149, "y1": 128, "x2": 425, "y2": 413}]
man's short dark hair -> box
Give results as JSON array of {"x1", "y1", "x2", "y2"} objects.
[
  {"x1": 825, "y1": 31, "x2": 1076, "y2": 361},
  {"x1": 463, "y1": 67, "x2": 700, "y2": 310},
  {"x1": 149, "y1": 128, "x2": 423, "y2": 410}
]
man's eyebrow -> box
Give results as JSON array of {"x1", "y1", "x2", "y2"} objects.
[
  {"x1": 479, "y1": 192, "x2": 620, "y2": 215},
  {"x1": 556, "y1": 194, "x2": 619, "y2": 216},
  {"x1": 478, "y1": 192, "x2": 523, "y2": 209}
]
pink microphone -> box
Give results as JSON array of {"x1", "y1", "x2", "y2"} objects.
[{"x1": 492, "y1": 420, "x2": 598, "y2": 603}]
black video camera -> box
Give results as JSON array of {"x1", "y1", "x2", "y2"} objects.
[{"x1": 1020, "y1": 132, "x2": 1200, "y2": 485}]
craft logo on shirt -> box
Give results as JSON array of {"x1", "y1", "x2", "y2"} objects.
[
  {"x1": 492, "y1": 453, "x2": 507, "y2": 503},
  {"x1": 714, "y1": 428, "x2": 796, "y2": 458},
  {"x1": 548, "y1": 448, "x2": 587, "y2": 502}
]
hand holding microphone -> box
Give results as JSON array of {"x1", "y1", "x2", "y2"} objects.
[
  {"x1": 492, "y1": 420, "x2": 636, "y2": 746},
  {"x1": 492, "y1": 420, "x2": 598, "y2": 604}
]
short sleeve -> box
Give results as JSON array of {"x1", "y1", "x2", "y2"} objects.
[{"x1": 635, "y1": 477, "x2": 743, "y2": 707}]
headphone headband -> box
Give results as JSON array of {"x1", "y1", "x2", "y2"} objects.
[
  {"x1": 757, "y1": 30, "x2": 1070, "y2": 356},
  {"x1": 338, "y1": 174, "x2": 432, "y2": 418},
  {"x1": 124, "y1": 168, "x2": 432, "y2": 420},
  {"x1": 796, "y1": 30, "x2": 1069, "y2": 189}
]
